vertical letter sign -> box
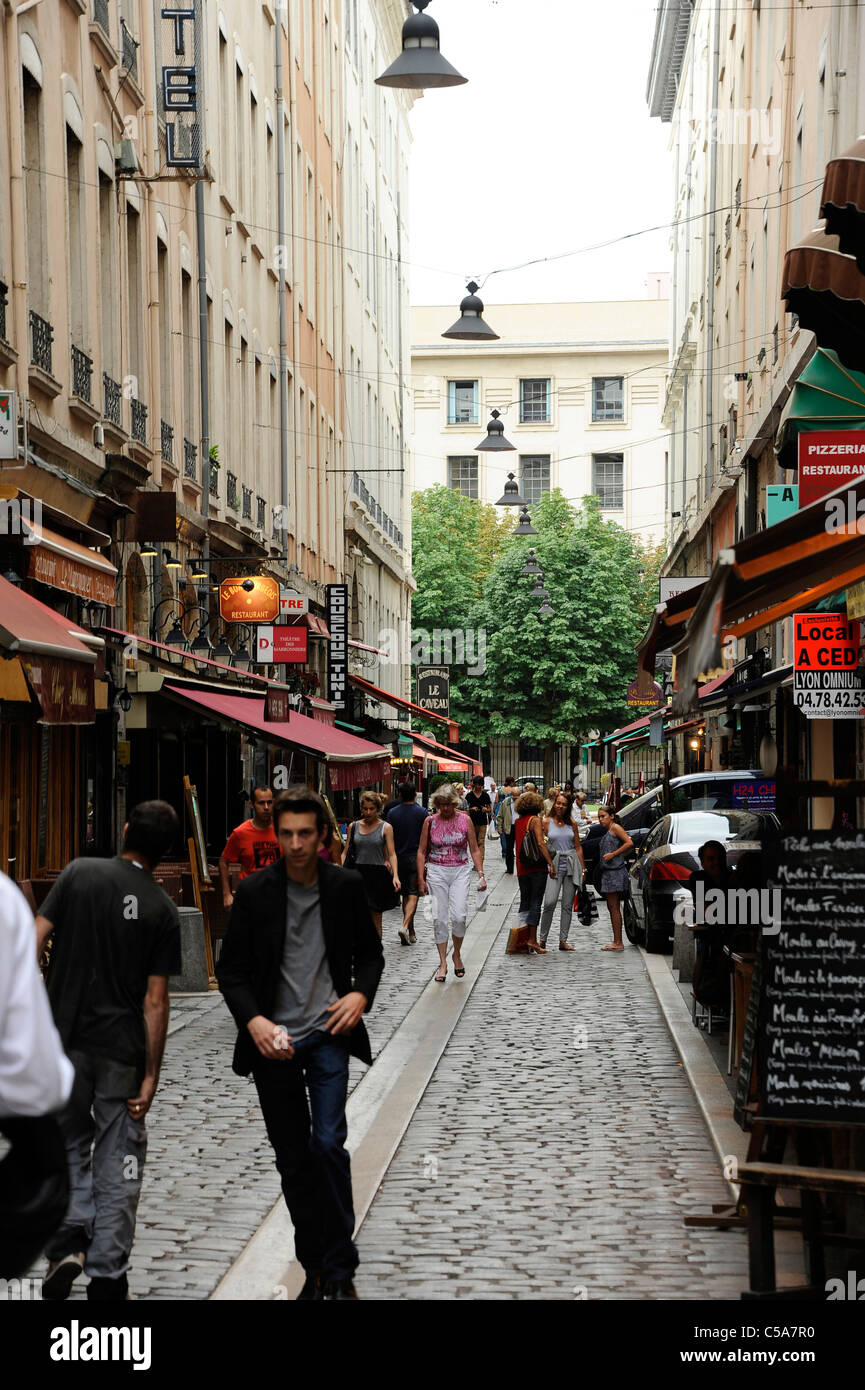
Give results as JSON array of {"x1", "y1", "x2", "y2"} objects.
[
  {"x1": 157, "y1": 4, "x2": 204, "y2": 170},
  {"x1": 326, "y1": 584, "x2": 348, "y2": 711}
]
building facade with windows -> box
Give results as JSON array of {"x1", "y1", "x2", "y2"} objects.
[{"x1": 410, "y1": 299, "x2": 669, "y2": 542}]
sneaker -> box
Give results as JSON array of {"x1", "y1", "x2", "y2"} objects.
[
  {"x1": 297, "y1": 1273, "x2": 325, "y2": 1301},
  {"x1": 326, "y1": 1279, "x2": 359, "y2": 1300},
  {"x1": 397, "y1": 928, "x2": 409, "y2": 946},
  {"x1": 43, "y1": 1252, "x2": 85, "y2": 1301},
  {"x1": 407, "y1": 928, "x2": 417, "y2": 944}
]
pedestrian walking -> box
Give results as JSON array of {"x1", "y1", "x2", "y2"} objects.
[
  {"x1": 217, "y1": 787, "x2": 384, "y2": 1301},
  {"x1": 572, "y1": 790, "x2": 593, "y2": 830},
  {"x1": 385, "y1": 782, "x2": 429, "y2": 946},
  {"x1": 417, "y1": 786, "x2": 486, "y2": 982},
  {"x1": 539, "y1": 792, "x2": 586, "y2": 951},
  {"x1": 513, "y1": 791, "x2": 556, "y2": 954},
  {"x1": 453, "y1": 782, "x2": 470, "y2": 811},
  {"x1": 34, "y1": 801, "x2": 182, "y2": 1301},
  {"x1": 465, "y1": 775, "x2": 493, "y2": 875},
  {"x1": 596, "y1": 806, "x2": 634, "y2": 952},
  {"x1": 219, "y1": 785, "x2": 280, "y2": 909},
  {"x1": 494, "y1": 776, "x2": 517, "y2": 873},
  {"x1": 341, "y1": 790, "x2": 400, "y2": 939}
]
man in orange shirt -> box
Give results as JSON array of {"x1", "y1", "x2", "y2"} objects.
[{"x1": 219, "y1": 787, "x2": 280, "y2": 909}]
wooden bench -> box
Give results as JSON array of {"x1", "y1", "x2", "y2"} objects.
[{"x1": 739, "y1": 1157, "x2": 865, "y2": 1299}]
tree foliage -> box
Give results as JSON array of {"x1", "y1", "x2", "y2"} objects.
[{"x1": 410, "y1": 485, "x2": 512, "y2": 636}]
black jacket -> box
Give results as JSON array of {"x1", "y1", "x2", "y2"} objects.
[{"x1": 216, "y1": 858, "x2": 384, "y2": 1073}]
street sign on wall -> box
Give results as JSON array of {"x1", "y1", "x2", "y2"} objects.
[
  {"x1": 793, "y1": 611, "x2": 865, "y2": 718},
  {"x1": 326, "y1": 584, "x2": 348, "y2": 709},
  {"x1": 798, "y1": 431, "x2": 865, "y2": 508},
  {"x1": 255, "y1": 625, "x2": 308, "y2": 664},
  {"x1": 416, "y1": 666, "x2": 450, "y2": 718},
  {"x1": 219, "y1": 575, "x2": 280, "y2": 623},
  {"x1": 766, "y1": 484, "x2": 798, "y2": 526}
]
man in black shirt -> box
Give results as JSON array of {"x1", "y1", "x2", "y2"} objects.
[
  {"x1": 465, "y1": 776, "x2": 493, "y2": 874},
  {"x1": 385, "y1": 782, "x2": 429, "y2": 945},
  {"x1": 35, "y1": 801, "x2": 181, "y2": 1302}
]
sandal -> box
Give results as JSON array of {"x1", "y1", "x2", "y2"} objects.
[
  {"x1": 453, "y1": 963, "x2": 466, "y2": 978},
  {"x1": 559, "y1": 942, "x2": 574, "y2": 951},
  {"x1": 434, "y1": 965, "x2": 447, "y2": 982},
  {"x1": 600, "y1": 943, "x2": 624, "y2": 952}
]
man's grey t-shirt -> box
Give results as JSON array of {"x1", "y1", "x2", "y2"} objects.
[{"x1": 272, "y1": 878, "x2": 338, "y2": 1042}]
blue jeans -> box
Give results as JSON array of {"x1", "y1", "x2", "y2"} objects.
[{"x1": 252, "y1": 1030, "x2": 356, "y2": 1283}]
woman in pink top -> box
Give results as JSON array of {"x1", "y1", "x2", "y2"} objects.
[{"x1": 417, "y1": 785, "x2": 486, "y2": 983}]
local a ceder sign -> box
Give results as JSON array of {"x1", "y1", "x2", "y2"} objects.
[
  {"x1": 219, "y1": 575, "x2": 280, "y2": 623},
  {"x1": 798, "y1": 431, "x2": 865, "y2": 507},
  {"x1": 793, "y1": 612, "x2": 865, "y2": 719}
]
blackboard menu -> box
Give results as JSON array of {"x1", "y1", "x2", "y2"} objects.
[{"x1": 761, "y1": 832, "x2": 865, "y2": 1122}]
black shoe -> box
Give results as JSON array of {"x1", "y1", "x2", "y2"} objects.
[
  {"x1": 297, "y1": 1273, "x2": 325, "y2": 1301},
  {"x1": 326, "y1": 1279, "x2": 359, "y2": 1300},
  {"x1": 87, "y1": 1272, "x2": 129, "y2": 1301}
]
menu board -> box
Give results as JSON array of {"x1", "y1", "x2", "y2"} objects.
[{"x1": 760, "y1": 833, "x2": 865, "y2": 1122}]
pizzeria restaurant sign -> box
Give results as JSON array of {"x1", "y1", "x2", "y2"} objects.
[{"x1": 219, "y1": 575, "x2": 280, "y2": 623}]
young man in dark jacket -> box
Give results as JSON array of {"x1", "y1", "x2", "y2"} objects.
[{"x1": 217, "y1": 786, "x2": 384, "y2": 1301}]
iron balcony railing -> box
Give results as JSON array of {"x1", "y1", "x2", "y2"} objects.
[
  {"x1": 350, "y1": 471, "x2": 403, "y2": 550},
  {"x1": 209, "y1": 458, "x2": 219, "y2": 497},
  {"x1": 226, "y1": 471, "x2": 239, "y2": 510},
  {"x1": 120, "y1": 19, "x2": 138, "y2": 79},
  {"x1": 242, "y1": 486, "x2": 252, "y2": 520},
  {"x1": 71, "y1": 345, "x2": 93, "y2": 402},
  {"x1": 161, "y1": 420, "x2": 174, "y2": 466},
  {"x1": 183, "y1": 437, "x2": 197, "y2": 480},
  {"x1": 131, "y1": 397, "x2": 147, "y2": 445},
  {"x1": 93, "y1": 0, "x2": 109, "y2": 37},
  {"x1": 29, "y1": 310, "x2": 53, "y2": 374},
  {"x1": 256, "y1": 496, "x2": 266, "y2": 530},
  {"x1": 0, "y1": 281, "x2": 8, "y2": 344},
  {"x1": 103, "y1": 373, "x2": 121, "y2": 428}
]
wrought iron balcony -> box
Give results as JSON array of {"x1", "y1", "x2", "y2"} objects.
[
  {"x1": 103, "y1": 373, "x2": 121, "y2": 428},
  {"x1": 161, "y1": 420, "x2": 174, "y2": 466},
  {"x1": 71, "y1": 346, "x2": 93, "y2": 402},
  {"x1": 242, "y1": 486, "x2": 252, "y2": 520},
  {"x1": 29, "y1": 310, "x2": 54, "y2": 374},
  {"x1": 92, "y1": 0, "x2": 109, "y2": 36},
  {"x1": 131, "y1": 397, "x2": 148, "y2": 444},
  {"x1": 120, "y1": 19, "x2": 138, "y2": 79},
  {"x1": 226, "y1": 471, "x2": 238, "y2": 510},
  {"x1": 256, "y1": 496, "x2": 266, "y2": 530},
  {"x1": 0, "y1": 281, "x2": 8, "y2": 344},
  {"x1": 183, "y1": 437, "x2": 197, "y2": 480},
  {"x1": 209, "y1": 459, "x2": 219, "y2": 497}
]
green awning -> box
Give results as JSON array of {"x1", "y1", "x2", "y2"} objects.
[
  {"x1": 335, "y1": 719, "x2": 366, "y2": 734},
  {"x1": 775, "y1": 347, "x2": 865, "y2": 470}
]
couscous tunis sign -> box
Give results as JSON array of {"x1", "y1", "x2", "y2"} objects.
[{"x1": 793, "y1": 612, "x2": 865, "y2": 718}]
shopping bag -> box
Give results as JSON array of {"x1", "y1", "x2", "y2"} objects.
[{"x1": 505, "y1": 925, "x2": 530, "y2": 954}]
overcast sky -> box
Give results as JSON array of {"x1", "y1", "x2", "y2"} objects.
[{"x1": 407, "y1": 0, "x2": 673, "y2": 307}]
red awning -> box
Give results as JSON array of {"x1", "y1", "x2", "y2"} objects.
[
  {"x1": 23, "y1": 518, "x2": 117, "y2": 604},
  {"x1": 350, "y1": 674, "x2": 454, "y2": 729},
  {"x1": 348, "y1": 638, "x2": 388, "y2": 655},
  {"x1": 408, "y1": 730, "x2": 480, "y2": 774},
  {"x1": 304, "y1": 615, "x2": 331, "y2": 637},
  {"x1": 163, "y1": 685, "x2": 390, "y2": 790},
  {"x1": 0, "y1": 575, "x2": 98, "y2": 663},
  {"x1": 306, "y1": 696, "x2": 336, "y2": 726}
]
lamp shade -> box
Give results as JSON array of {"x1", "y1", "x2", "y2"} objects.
[
  {"x1": 139, "y1": 542, "x2": 158, "y2": 559},
  {"x1": 476, "y1": 410, "x2": 516, "y2": 453},
  {"x1": 211, "y1": 638, "x2": 233, "y2": 665},
  {"x1": 442, "y1": 282, "x2": 499, "y2": 341},
  {"x1": 513, "y1": 507, "x2": 538, "y2": 536},
  {"x1": 537, "y1": 599, "x2": 554, "y2": 617},
  {"x1": 530, "y1": 578, "x2": 549, "y2": 600},
  {"x1": 232, "y1": 644, "x2": 252, "y2": 673},
  {"x1": 164, "y1": 619, "x2": 187, "y2": 663},
  {"x1": 519, "y1": 549, "x2": 541, "y2": 576},
  {"x1": 190, "y1": 631, "x2": 212, "y2": 671},
  {"x1": 375, "y1": 3, "x2": 467, "y2": 90},
  {"x1": 496, "y1": 470, "x2": 526, "y2": 505}
]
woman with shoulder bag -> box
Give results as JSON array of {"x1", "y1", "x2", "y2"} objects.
[
  {"x1": 539, "y1": 792, "x2": 586, "y2": 951},
  {"x1": 595, "y1": 806, "x2": 633, "y2": 952},
  {"x1": 514, "y1": 791, "x2": 556, "y2": 954},
  {"x1": 341, "y1": 789, "x2": 400, "y2": 939}
]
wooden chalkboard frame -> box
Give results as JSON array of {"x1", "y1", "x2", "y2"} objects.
[
  {"x1": 183, "y1": 775, "x2": 211, "y2": 885},
  {"x1": 733, "y1": 952, "x2": 761, "y2": 1128}
]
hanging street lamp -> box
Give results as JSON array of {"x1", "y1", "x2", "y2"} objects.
[
  {"x1": 520, "y1": 548, "x2": 541, "y2": 576},
  {"x1": 513, "y1": 506, "x2": 538, "y2": 536},
  {"x1": 530, "y1": 576, "x2": 549, "y2": 601},
  {"x1": 537, "y1": 598, "x2": 554, "y2": 617},
  {"x1": 164, "y1": 618, "x2": 187, "y2": 664},
  {"x1": 442, "y1": 282, "x2": 499, "y2": 341},
  {"x1": 496, "y1": 470, "x2": 526, "y2": 506},
  {"x1": 476, "y1": 410, "x2": 516, "y2": 453},
  {"x1": 375, "y1": 1, "x2": 467, "y2": 90}
]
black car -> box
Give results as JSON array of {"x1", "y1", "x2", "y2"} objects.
[{"x1": 624, "y1": 808, "x2": 780, "y2": 952}]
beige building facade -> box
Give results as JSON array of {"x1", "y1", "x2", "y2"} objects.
[{"x1": 410, "y1": 298, "x2": 669, "y2": 544}]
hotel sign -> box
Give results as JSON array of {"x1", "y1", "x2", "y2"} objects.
[
  {"x1": 326, "y1": 584, "x2": 348, "y2": 710},
  {"x1": 157, "y1": 4, "x2": 204, "y2": 170}
]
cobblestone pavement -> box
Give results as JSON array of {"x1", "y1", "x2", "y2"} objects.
[
  {"x1": 355, "y1": 895, "x2": 750, "y2": 1301},
  {"x1": 44, "y1": 851, "x2": 511, "y2": 1301}
]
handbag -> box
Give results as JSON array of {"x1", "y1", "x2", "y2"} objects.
[
  {"x1": 487, "y1": 819, "x2": 500, "y2": 842},
  {"x1": 518, "y1": 818, "x2": 543, "y2": 868},
  {"x1": 575, "y1": 885, "x2": 593, "y2": 927},
  {"x1": 343, "y1": 822, "x2": 357, "y2": 868}
]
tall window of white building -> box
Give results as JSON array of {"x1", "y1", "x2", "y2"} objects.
[
  {"x1": 593, "y1": 453, "x2": 624, "y2": 509},
  {"x1": 519, "y1": 455, "x2": 550, "y2": 504},
  {"x1": 592, "y1": 377, "x2": 624, "y2": 422}
]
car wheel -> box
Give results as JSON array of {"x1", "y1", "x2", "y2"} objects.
[
  {"x1": 644, "y1": 902, "x2": 668, "y2": 954},
  {"x1": 623, "y1": 893, "x2": 643, "y2": 946}
]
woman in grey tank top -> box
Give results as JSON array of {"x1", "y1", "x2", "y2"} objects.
[
  {"x1": 539, "y1": 792, "x2": 586, "y2": 950},
  {"x1": 341, "y1": 790, "x2": 400, "y2": 938}
]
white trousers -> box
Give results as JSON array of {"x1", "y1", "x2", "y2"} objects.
[{"x1": 426, "y1": 862, "x2": 471, "y2": 945}]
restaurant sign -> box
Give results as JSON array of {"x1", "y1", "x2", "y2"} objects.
[
  {"x1": 28, "y1": 545, "x2": 115, "y2": 605},
  {"x1": 793, "y1": 611, "x2": 865, "y2": 718},
  {"x1": 798, "y1": 431, "x2": 865, "y2": 507},
  {"x1": 20, "y1": 657, "x2": 95, "y2": 724},
  {"x1": 219, "y1": 575, "x2": 280, "y2": 623},
  {"x1": 626, "y1": 677, "x2": 663, "y2": 709}
]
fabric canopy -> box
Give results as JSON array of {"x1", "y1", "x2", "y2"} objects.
[
  {"x1": 163, "y1": 685, "x2": 390, "y2": 790},
  {"x1": 774, "y1": 345, "x2": 865, "y2": 471},
  {"x1": 0, "y1": 575, "x2": 97, "y2": 663},
  {"x1": 821, "y1": 136, "x2": 865, "y2": 275},
  {"x1": 781, "y1": 225, "x2": 865, "y2": 377},
  {"x1": 349, "y1": 673, "x2": 454, "y2": 729}
]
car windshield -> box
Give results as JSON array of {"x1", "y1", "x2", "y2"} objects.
[{"x1": 671, "y1": 812, "x2": 775, "y2": 844}]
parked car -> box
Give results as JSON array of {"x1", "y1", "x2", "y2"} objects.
[
  {"x1": 582, "y1": 770, "x2": 767, "y2": 880},
  {"x1": 624, "y1": 808, "x2": 780, "y2": 953}
]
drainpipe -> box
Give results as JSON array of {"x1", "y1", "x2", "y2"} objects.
[
  {"x1": 275, "y1": 7, "x2": 289, "y2": 561},
  {"x1": 3, "y1": 0, "x2": 29, "y2": 468},
  {"x1": 704, "y1": 0, "x2": 721, "y2": 510}
]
